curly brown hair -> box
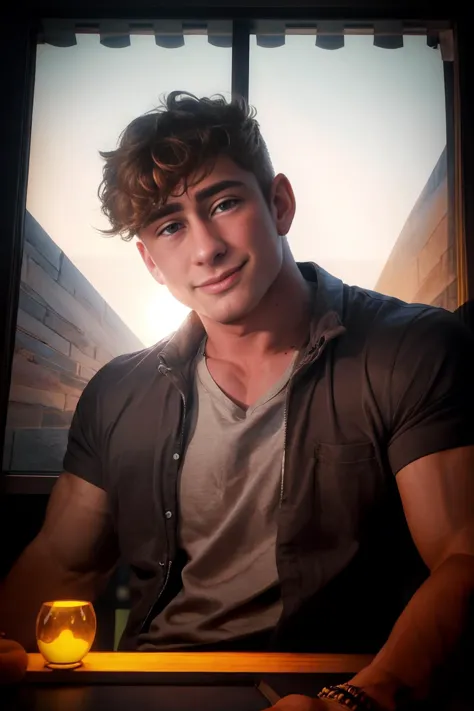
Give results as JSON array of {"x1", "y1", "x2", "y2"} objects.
[{"x1": 98, "y1": 91, "x2": 275, "y2": 241}]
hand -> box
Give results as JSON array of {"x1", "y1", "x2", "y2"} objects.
[
  {"x1": 0, "y1": 637, "x2": 28, "y2": 685},
  {"x1": 269, "y1": 694, "x2": 345, "y2": 710}
]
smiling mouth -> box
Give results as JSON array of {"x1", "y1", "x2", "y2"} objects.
[{"x1": 196, "y1": 262, "x2": 246, "y2": 294}]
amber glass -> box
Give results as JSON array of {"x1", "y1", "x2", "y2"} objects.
[{"x1": 36, "y1": 600, "x2": 96, "y2": 669}]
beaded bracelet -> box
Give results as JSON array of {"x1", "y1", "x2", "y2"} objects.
[{"x1": 317, "y1": 682, "x2": 378, "y2": 711}]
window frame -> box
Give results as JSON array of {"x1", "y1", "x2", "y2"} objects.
[{"x1": 1, "y1": 5, "x2": 471, "y2": 495}]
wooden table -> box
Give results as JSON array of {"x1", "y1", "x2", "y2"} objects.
[
  {"x1": 3, "y1": 653, "x2": 470, "y2": 710},
  {"x1": 26, "y1": 651, "x2": 373, "y2": 680},
  {"x1": 3, "y1": 652, "x2": 370, "y2": 710}
]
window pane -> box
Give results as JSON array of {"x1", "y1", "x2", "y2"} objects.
[
  {"x1": 249, "y1": 34, "x2": 454, "y2": 308},
  {"x1": 4, "y1": 32, "x2": 231, "y2": 473}
]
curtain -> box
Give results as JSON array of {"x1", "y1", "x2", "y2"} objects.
[{"x1": 39, "y1": 18, "x2": 450, "y2": 53}]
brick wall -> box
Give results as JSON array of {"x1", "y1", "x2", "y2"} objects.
[
  {"x1": 3, "y1": 212, "x2": 144, "y2": 472},
  {"x1": 375, "y1": 147, "x2": 457, "y2": 311}
]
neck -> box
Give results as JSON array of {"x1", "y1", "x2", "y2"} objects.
[{"x1": 201, "y1": 253, "x2": 312, "y2": 363}]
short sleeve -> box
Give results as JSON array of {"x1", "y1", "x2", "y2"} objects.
[
  {"x1": 63, "y1": 369, "x2": 105, "y2": 489},
  {"x1": 387, "y1": 308, "x2": 474, "y2": 475}
]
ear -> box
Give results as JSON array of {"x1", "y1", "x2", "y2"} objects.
[
  {"x1": 269, "y1": 173, "x2": 296, "y2": 236},
  {"x1": 136, "y1": 240, "x2": 165, "y2": 286}
]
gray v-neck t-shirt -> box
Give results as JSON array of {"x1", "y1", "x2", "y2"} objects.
[{"x1": 145, "y1": 349, "x2": 296, "y2": 649}]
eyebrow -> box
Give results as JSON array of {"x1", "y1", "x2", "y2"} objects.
[{"x1": 146, "y1": 179, "x2": 246, "y2": 224}]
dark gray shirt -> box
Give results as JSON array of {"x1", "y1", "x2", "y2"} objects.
[{"x1": 63, "y1": 264, "x2": 474, "y2": 652}]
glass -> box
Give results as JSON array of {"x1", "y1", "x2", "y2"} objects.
[
  {"x1": 36, "y1": 600, "x2": 96, "y2": 669},
  {"x1": 249, "y1": 34, "x2": 453, "y2": 309}
]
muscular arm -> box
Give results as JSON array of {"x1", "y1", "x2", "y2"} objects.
[
  {"x1": 350, "y1": 445, "x2": 474, "y2": 709},
  {"x1": 0, "y1": 472, "x2": 119, "y2": 651}
]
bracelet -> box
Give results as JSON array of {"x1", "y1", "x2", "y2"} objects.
[{"x1": 318, "y1": 683, "x2": 378, "y2": 711}]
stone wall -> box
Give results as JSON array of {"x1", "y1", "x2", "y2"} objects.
[
  {"x1": 375, "y1": 147, "x2": 457, "y2": 311},
  {"x1": 3, "y1": 212, "x2": 144, "y2": 472}
]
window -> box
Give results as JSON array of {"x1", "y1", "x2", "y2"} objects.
[
  {"x1": 3, "y1": 26, "x2": 231, "y2": 474},
  {"x1": 2, "y1": 18, "x2": 462, "y2": 481}
]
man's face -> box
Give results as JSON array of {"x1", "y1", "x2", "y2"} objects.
[{"x1": 137, "y1": 155, "x2": 296, "y2": 325}]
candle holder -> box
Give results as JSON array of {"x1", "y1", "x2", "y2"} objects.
[{"x1": 36, "y1": 600, "x2": 96, "y2": 669}]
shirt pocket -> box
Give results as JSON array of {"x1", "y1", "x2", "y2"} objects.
[{"x1": 313, "y1": 441, "x2": 382, "y2": 544}]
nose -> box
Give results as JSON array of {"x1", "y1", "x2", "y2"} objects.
[{"x1": 190, "y1": 220, "x2": 227, "y2": 266}]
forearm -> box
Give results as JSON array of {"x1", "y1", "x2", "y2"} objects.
[
  {"x1": 350, "y1": 553, "x2": 474, "y2": 710},
  {"x1": 0, "y1": 534, "x2": 101, "y2": 651}
]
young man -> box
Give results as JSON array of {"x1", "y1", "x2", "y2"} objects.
[{"x1": 1, "y1": 92, "x2": 474, "y2": 711}]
